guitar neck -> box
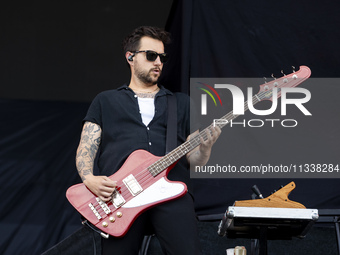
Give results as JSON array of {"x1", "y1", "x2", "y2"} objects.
[
  {"x1": 148, "y1": 95, "x2": 261, "y2": 177},
  {"x1": 149, "y1": 66, "x2": 312, "y2": 177}
]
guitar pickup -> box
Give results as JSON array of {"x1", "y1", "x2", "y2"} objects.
[
  {"x1": 112, "y1": 189, "x2": 125, "y2": 208},
  {"x1": 123, "y1": 174, "x2": 143, "y2": 196}
]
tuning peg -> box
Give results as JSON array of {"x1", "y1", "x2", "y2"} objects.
[
  {"x1": 279, "y1": 70, "x2": 288, "y2": 83},
  {"x1": 271, "y1": 73, "x2": 276, "y2": 80},
  {"x1": 292, "y1": 66, "x2": 298, "y2": 79},
  {"x1": 264, "y1": 77, "x2": 267, "y2": 83}
]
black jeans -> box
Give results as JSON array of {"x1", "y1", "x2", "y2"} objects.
[{"x1": 101, "y1": 193, "x2": 202, "y2": 255}]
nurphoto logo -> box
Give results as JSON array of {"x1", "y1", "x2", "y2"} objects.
[{"x1": 198, "y1": 83, "x2": 311, "y2": 128}]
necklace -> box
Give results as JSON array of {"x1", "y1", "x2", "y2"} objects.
[
  {"x1": 129, "y1": 85, "x2": 159, "y2": 93},
  {"x1": 130, "y1": 86, "x2": 160, "y2": 98},
  {"x1": 134, "y1": 91, "x2": 159, "y2": 98}
]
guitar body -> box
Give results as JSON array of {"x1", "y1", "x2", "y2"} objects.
[{"x1": 66, "y1": 149, "x2": 187, "y2": 237}]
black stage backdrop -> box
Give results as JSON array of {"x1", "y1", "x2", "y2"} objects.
[
  {"x1": 0, "y1": 100, "x2": 88, "y2": 254},
  {"x1": 1, "y1": 0, "x2": 340, "y2": 254}
]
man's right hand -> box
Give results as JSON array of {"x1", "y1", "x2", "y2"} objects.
[{"x1": 83, "y1": 174, "x2": 117, "y2": 202}]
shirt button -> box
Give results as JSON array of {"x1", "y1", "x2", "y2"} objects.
[
  {"x1": 149, "y1": 142, "x2": 152, "y2": 146},
  {"x1": 134, "y1": 95, "x2": 137, "y2": 98},
  {"x1": 147, "y1": 127, "x2": 150, "y2": 130}
]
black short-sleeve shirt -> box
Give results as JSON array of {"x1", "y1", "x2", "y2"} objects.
[{"x1": 83, "y1": 84, "x2": 193, "y2": 191}]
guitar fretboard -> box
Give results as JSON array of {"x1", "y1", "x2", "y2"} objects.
[{"x1": 148, "y1": 94, "x2": 261, "y2": 177}]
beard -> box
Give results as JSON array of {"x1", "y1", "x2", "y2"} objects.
[{"x1": 135, "y1": 66, "x2": 162, "y2": 85}]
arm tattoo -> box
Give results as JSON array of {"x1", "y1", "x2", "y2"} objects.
[{"x1": 76, "y1": 122, "x2": 102, "y2": 181}]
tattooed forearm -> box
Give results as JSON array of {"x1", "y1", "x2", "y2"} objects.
[{"x1": 76, "y1": 122, "x2": 102, "y2": 181}]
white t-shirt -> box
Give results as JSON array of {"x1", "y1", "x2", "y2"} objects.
[{"x1": 137, "y1": 97, "x2": 155, "y2": 126}]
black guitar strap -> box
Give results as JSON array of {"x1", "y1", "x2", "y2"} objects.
[{"x1": 166, "y1": 94, "x2": 177, "y2": 154}]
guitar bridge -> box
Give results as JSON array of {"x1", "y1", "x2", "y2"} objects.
[
  {"x1": 89, "y1": 203, "x2": 102, "y2": 220},
  {"x1": 111, "y1": 189, "x2": 125, "y2": 208},
  {"x1": 96, "y1": 197, "x2": 111, "y2": 214}
]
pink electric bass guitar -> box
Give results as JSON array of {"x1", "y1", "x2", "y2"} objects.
[{"x1": 66, "y1": 66, "x2": 311, "y2": 237}]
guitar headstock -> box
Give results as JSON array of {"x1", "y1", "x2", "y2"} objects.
[{"x1": 258, "y1": 66, "x2": 311, "y2": 101}]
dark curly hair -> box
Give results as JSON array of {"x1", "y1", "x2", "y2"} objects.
[{"x1": 122, "y1": 26, "x2": 171, "y2": 53}]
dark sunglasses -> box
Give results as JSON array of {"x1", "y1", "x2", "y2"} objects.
[{"x1": 133, "y1": 50, "x2": 169, "y2": 63}]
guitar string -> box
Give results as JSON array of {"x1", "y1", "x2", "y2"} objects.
[
  {"x1": 105, "y1": 90, "x2": 280, "y2": 210},
  {"x1": 108, "y1": 96, "x2": 258, "y2": 205},
  {"x1": 104, "y1": 82, "x2": 308, "y2": 215},
  {"x1": 106, "y1": 83, "x2": 284, "y2": 207},
  {"x1": 104, "y1": 75, "x2": 307, "y2": 211}
]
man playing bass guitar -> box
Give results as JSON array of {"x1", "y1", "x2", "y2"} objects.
[{"x1": 75, "y1": 26, "x2": 221, "y2": 255}]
